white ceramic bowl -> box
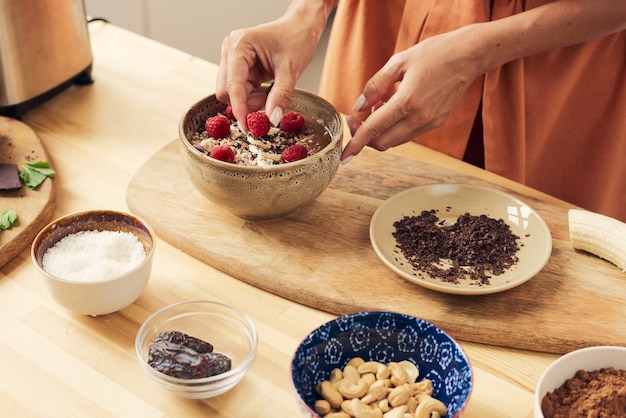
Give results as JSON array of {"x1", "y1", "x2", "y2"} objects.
[
  {"x1": 534, "y1": 346, "x2": 626, "y2": 417},
  {"x1": 135, "y1": 300, "x2": 258, "y2": 399},
  {"x1": 31, "y1": 209, "x2": 155, "y2": 316}
]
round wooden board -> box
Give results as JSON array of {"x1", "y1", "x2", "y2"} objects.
[{"x1": 0, "y1": 116, "x2": 56, "y2": 268}]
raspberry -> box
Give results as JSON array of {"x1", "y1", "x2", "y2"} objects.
[
  {"x1": 280, "y1": 111, "x2": 305, "y2": 133},
  {"x1": 205, "y1": 115, "x2": 231, "y2": 139},
  {"x1": 246, "y1": 112, "x2": 271, "y2": 138},
  {"x1": 282, "y1": 144, "x2": 308, "y2": 162},
  {"x1": 209, "y1": 145, "x2": 235, "y2": 163},
  {"x1": 224, "y1": 105, "x2": 235, "y2": 120}
]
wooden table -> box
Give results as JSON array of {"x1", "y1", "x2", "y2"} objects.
[{"x1": 0, "y1": 22, "x2": 573, "y2": 417}]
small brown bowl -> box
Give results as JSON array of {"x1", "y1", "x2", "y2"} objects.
[{"x1": 178, "y1": 90, "x2": 343, "y2": 220}]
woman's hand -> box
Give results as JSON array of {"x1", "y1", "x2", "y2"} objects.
[
  {"x1": 341, "y1": 29, "x2": 481, "y2": 162},
  {"x1": 341, "y1": 0, "x2": 626, "y2": 163},
  {"x1": 216, "y1": 1, "x2": 336, "y2": 132}
]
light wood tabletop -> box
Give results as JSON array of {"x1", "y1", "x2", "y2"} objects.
[{"x1": 1, "y1": 21, "x2": 583, "y2": 417}]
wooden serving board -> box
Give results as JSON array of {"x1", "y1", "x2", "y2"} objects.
[
  {"x1": 0, "y1": 116, "x2": 56, "y2": 268},
  {"x1": 127, "y1": 141, "x2": 626, "y2": 354}
]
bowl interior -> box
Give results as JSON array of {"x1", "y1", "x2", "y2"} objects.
[
  {"x1": 32, "y1": 209, "x2": 155, "y2": 273},
  {"x1": 291, "y1": 311, "x2": 472, "y2": 417},
  {"x1": 179, "y1": 89, "x2": 343, "y2": 170}
]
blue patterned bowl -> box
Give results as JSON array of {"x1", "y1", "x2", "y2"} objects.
[{"x1": 291, "y1": 311, "x2": 472, "y2": 417}]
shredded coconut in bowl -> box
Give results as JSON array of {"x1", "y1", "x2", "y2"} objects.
[{"x1": 42, "y1": 230, "x2": 146, "y2": 282}]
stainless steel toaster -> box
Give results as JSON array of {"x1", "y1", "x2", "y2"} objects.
[{"x1": 0, "y1": 0, "x2": 93, "y2": 118}]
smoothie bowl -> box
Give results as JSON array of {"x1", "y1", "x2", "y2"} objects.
[{"x1": 178, "y1": 89, "x2": 344, "y2": 220}]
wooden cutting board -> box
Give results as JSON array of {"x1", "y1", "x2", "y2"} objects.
[
  {"x1": 0, "y1": 116, "x2": 56, "y2": 268},
  {"x1": 127, "y1": 140, "x2": 626, "y2": 354}
]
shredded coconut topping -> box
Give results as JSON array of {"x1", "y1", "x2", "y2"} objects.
[{"x1": 42, "y1": 230, "x2": 146, "y2": 282}]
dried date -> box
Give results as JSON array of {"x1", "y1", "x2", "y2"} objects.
[
  {"x1": 148, "y1": 331, "x2": 232, "y2": 379},
  {"x1": 153, "y1": 330, "x2": 214, "y2": 354}
]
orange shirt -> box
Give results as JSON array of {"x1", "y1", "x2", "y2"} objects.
[{"x1": 319, "y1": 0, "x2": 626, "y2": 222}]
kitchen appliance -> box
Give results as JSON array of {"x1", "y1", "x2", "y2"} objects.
[{"x1": 0, "y1": 0, "x2": 93, "y2": 119}]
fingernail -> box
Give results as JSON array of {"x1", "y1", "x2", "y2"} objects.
[
  {"x1": 238, "y1": 120, "x2": 247, "y2": 134},
  {"x1": 352, "y1": 94, "x2": 366, "y2": 112},
  {"x1": 270, "y1": 106, "x2": 283, "y2": 127},
  {"x1": 341, "y1": 155, "x2": 354, "y2": 165}
]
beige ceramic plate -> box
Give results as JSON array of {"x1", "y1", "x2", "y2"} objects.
[{"x1": 370, "y1": 184, "x2": 552, "y2": 295}]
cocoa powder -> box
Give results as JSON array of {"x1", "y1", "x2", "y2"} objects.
[{"x1": 541, "y1": 367, "x2": 626, "y2": 418}]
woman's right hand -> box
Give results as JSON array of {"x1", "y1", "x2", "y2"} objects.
[{"x1": 216, "y1": 1, "x2": 335, "y2": 132}]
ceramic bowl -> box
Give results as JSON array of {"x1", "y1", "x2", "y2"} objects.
[
  {"x1": 178, "y1": 90, "x2": 343, "y2": 220},
  {"x1": 534, "y1": 346, "x2": 626, "y2": 418},
  {"x1": 291, "y1": 311, "x2": 473, "y2": 417},
  {"x1": 135, "y1": 300, "x2": 258, "y2": 399},
  {"x1": 31, "y1": 209, "x2": 155, "y2": 316}
]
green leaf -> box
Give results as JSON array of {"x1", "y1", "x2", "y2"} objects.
[
  {"x1": 0, "y1": 209, "x2": 18, "y2": 230},
  {"x1": 19, "y1": 161, "x2": 56, "y2": 189}
]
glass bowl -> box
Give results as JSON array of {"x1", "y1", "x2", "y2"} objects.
[{"x1": 135, "y1": 300, "x2": 258, "y2": 399}]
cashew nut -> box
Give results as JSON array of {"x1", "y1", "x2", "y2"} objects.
[
  {"x1": 314, "y1": 399, "x2": 332, "y2": 416},
  {"x1": 388, "y1": 362, "x2": 408, "y2": 387},
  {"x1": 318, "y1": 380, "x2": 343, "y2": 409},
  {"x1": 361, "y1": 379, "x2": 390, "y2": 404},
  {"x1": 406, "y1": 396, "x2": 418, "y2": 414},
  {"x1": 358, "y1": 361, "x2": 391, "y2": 380},
  {"x1": 343, "y1": 365, "x2": 361, "y2": 383},
  {"x1": 410, "y1": 379, "x2": 434, "y2": 396},
  {"x1": 329, "y1": 368, "x2": 344, "y2": 385},
  {"x1": 350, "y1": 398, "x2": 383, "y2": 418},
  {"x1": 346, "y1": 357, "x2": 365, "y2": 369},
  {"x1": 387, "y1": 384, "x2": 413, "y2": 407},
  {"x1": 378, "y1": 399, "x2": 391, "y2": 413},
  {"x1": 398, "y1": 360, "x2": 419, "y2": 384},
  {"x1": 337, "y1": 377, "x2": 369, "y2": 399},
  {"x1": 361, "y1": 372, "x2": 376, "y2": 387},
  {"x1": 382, "y1": 405, "x2": 408, "y2": 418},
  {"x1": 414, "y1": 394, "x2": 448, "y2": 418},
  {"x1": 324, "y1": 412, "x2": 351, "y2": 418}
]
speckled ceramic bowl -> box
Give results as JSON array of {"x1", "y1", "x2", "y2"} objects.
[
  {"x1": 179, "y1": 90, "x2": 343, "y2": 220},
  {"x1": 291, "y1": 311, "x2": 473, "y2": 418},
  {"x1": 31, "y1": 210, "x2": 155, "y2": 316}
]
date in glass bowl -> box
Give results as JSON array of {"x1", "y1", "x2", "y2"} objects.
[{"x1": 135, "y1": 300, "x2": 258, "y2": 399}]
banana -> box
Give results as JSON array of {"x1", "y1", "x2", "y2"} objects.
[{"x1": 568, "y1": 209, "x2": 626, "y2": 272}]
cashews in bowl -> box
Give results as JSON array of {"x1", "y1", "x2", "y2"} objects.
[{"x1": 315, "y1": 357, "x2": 447, "y2": 418}]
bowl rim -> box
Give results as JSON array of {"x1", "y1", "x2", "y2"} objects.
[
  {"x1": 30, "y1": 209, "x2": 156, "y2": 285},
  {"x1": 290, "y1": 310, "x2": 473, "y2": 417},
  {"x1": 178, "y1": 88, "x2": 344, "y2": 172},
  {"x1": 135, "y1": 299, "x2": 259, "y2": 386}
]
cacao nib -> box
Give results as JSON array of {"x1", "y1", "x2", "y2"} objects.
[{"x1": 393, "y1": 210, "x2": 521, "y2": 285}]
